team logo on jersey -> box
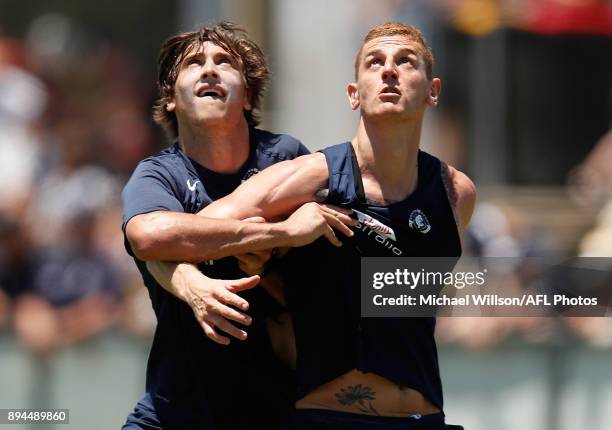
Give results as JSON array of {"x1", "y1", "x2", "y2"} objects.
[
  {"x1": 186, "y1": 179, "x2": 200, "y2": 192},
  {"x1": 241, "y1": 168, "x2": 260, "y2": 182},
  {"x1": 409, "y1": 209, "x2": 431, "y2": 234},
  {"x1": 353, "y1": 209, "x2": 396, "y2": 241}
]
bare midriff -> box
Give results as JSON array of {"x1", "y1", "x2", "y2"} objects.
[{"x1": 295, "y1": 369, "x2": 440, "y2": 417}]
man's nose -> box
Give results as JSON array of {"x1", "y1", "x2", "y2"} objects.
[
  {"x1": 201, "y1": 60, "x2": 219, "y2": 79},
  {"x1": 382, "y1": 60, "x2": 398, "y2": 80}
]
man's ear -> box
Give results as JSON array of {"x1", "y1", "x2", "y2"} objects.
[
  {"x1": 243, "y1": 88, "x2": 252, "y2": 111},
  {"x1": 428, "y1": 78, "x2": 441, "y2": 107},
  {"x1": 166, "y1": 100, "x2": 176, "y2": 112},
  {"x1": 347, "y1": 83, "x2": 360, "y2": 110}
]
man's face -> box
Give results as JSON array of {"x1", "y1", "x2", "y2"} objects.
[
  {"x1": 167, "y1": 41, "x2": 250, "y2": 129},
  {"x1": 348, "y1": 36, "x2": 440, "y2": 120}
]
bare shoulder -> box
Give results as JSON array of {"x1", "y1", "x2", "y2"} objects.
[
  {"x1": 442, "y1": 163, "x2": 477, "y2": 231},
  {"x1": 273, "y1": 151, "x2": 328, "y2": 193}
]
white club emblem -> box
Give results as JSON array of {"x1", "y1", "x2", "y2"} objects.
[{"x1": 409, "y1": 209, "x2": 431, "y2": 234}]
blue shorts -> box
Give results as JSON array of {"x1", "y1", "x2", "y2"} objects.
[
  {"x1": 294, "y1": 409, "x2": 463, "y2": 430},
  {"x1": 122, "y1": 392, "x2": 292, "y2": 430},
  {"x1": 122, "y1": 394, "x2": 162, "y2": 430}
]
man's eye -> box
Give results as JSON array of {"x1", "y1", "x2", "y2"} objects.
[
  {"x1": 218, "y1": 57, "x2": 232, "y2": 65},
  {"x1": 187, "y1": 58, "x2": 201, "y2": 65},
  {"x1": 369, "y1": 58, "x2": 382, "y2": 67},
  {"x1": 398, "y1": 57, "x2": 412, "y2": 66}
]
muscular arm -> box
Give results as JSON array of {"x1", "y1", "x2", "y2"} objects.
[
  {"x1": 127, "y1": 212, "x2": 291, "y2": 262},
  {"x1": 201, "y1": 152, "x2": 329, "y2": 221},
  {"x1": 126, "y1": 153, "x2": 329, "y2": 262},
  {"x1": 140, "y1": 153, "x2": 333, "y2": 344}
]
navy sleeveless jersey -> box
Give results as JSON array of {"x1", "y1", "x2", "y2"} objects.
[
  {"x1": 285, "y1": 142, "x2": 461, "y2": 411},
  {"x1": 121, "y1": 128, "x2": 309, "y2": 429}
]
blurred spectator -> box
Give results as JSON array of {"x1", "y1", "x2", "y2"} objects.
[
  {"x1": 0, "y1": 12, "x2": 161, "y2": 352},
  {"x1": 465, "y1": 202, "x2": 522, "y2": 258},
  {"x1": 562, "y1": 130, "x2": 612, "y2": 347},
  {"x1": 0, "y1": 214, "x2": 35, "y2": 331},
  {"x1": 25, "y1": 117, "x2": 120, "y2": 247},
  {"x1": 14, "y1": 209, "x2": 122, "y2": 356},
  {"x1": 0, "y1": 288, "x2": 8, "y2": 330},
  {"x1": 567, "y1": 130, "x2": 612, "y2": 209},
  {"x1": 0, "y1": 38, "x2": 46, "y2": 218},
  {"x1": 438, "y1": 200, "x2": 567, "y2": 348},
  {"x1": 578, "y1": 199, "x2": 612, "y2": 257},
  {"x1": 0, "y1": 214, "x2": 34, "y2": 301}
]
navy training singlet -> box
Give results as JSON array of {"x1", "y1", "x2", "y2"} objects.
[{"x1": 286, "y1": 141, "x2": 461, "y2": 411}]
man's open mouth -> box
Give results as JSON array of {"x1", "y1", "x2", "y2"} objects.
[
  {"x1": 196, "y1": 86, "x2": 226, "y2": 99},
  {"x1": 380, "y1": 87, "x2": 401, "y2": 96}
]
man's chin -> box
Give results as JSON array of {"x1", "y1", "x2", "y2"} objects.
[
  {"x1": 194, "y1": 112, "x2": 231, "y2": 126},
  {"x1": 365, "y1": 107, "x2": 407, "y2": 119}
]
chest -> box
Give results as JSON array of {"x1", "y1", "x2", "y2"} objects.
[
  {"x1": 178, "y1": 155, "x2": 276, "y2": 213},
  {"x1": 347, "y1": 197, "x2": 460, "y2": 258}
]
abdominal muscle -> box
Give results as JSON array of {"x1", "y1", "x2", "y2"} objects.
[{"x1": 295, "y1": 369, "x2": 440, "y2": 417}]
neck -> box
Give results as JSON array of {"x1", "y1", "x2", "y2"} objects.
[
  {"x1": 178, "y1": 118, "x2": 250, "y2": 173},
  {"x1": 351, "y1": 115, "x2": 422, "y2": 201}
]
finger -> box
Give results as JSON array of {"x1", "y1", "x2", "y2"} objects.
[
  {"x1": 209, "y1": 301, "x2": 252, "y2": 326},
  {"x1": 242, "y1": 216, "x2": 266, "y2": 223},
  {"x1": 200, "y1": 320, "x2": 230, "y2": 345},
  {"x1": 209, "y1": 314, "x2": 248, "y2": 341},
  {"x1": 323, "y1": 212, "x2": 355, "y2": 238},
  {"x1": 320, "y1": 206, "x2": 358, "y2": 226},
  {"x1": 321, "y1": 204, "x2": 354, "y2": 216},
  {"x1": 238, "y1": 260, "x2": 264, "y2": 276},
  {"x1": 226, "y1": 275, "x2": 260, "y2": 293},
  {"x1": 323, "y1": 225, "x2": 342, "y2": 247},
  {"x1": 215, "y1": 288, "x2": 251, "y2": 311}
]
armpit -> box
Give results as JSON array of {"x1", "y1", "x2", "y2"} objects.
[{"x1": 314, "y1": 188, "x2": 330, "y2": 203}]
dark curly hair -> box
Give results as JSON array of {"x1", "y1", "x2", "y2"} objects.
[{"x1": 153, "y1": 21, "x2": 270, "y2": 139}]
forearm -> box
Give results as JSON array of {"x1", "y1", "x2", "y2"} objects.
[
  {"x1": 127, "y1": 211, "x2": 292, "y2": 262},
  {"x1": 146, "y1": 260, "x2": 195, "y2": 303}
]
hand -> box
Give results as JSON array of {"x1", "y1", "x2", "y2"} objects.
[
  {"x1": 281, "y1": 202, "x2": 357, "y2": 248},
  {"x1": 183, "y1": 272, "x2": 260, "y2": 345},
  {"x1": 235, "y1": 217, "x2": 274, "y2": 275},
  {"x1": 235, "y1": 250, "x2": 273, "y2": 275}
]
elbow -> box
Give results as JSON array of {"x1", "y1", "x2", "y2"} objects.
[
  {"x1": 129, "y1": 236, "x2": 156, "y2": 262},
  {"x1": 126, "y1": 213, "x2": 172, "y2": 261}
]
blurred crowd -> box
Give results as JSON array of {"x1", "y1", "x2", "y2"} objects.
[
  {"x1": 437, "y1": 128, "x2": 612, "y2": 350},
  {"x1": 0, "y1": 15, "x2": 160, "y2": 356},
  {"x1": 0, "y1": 8, "x2": 610, "y2": 362}
]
